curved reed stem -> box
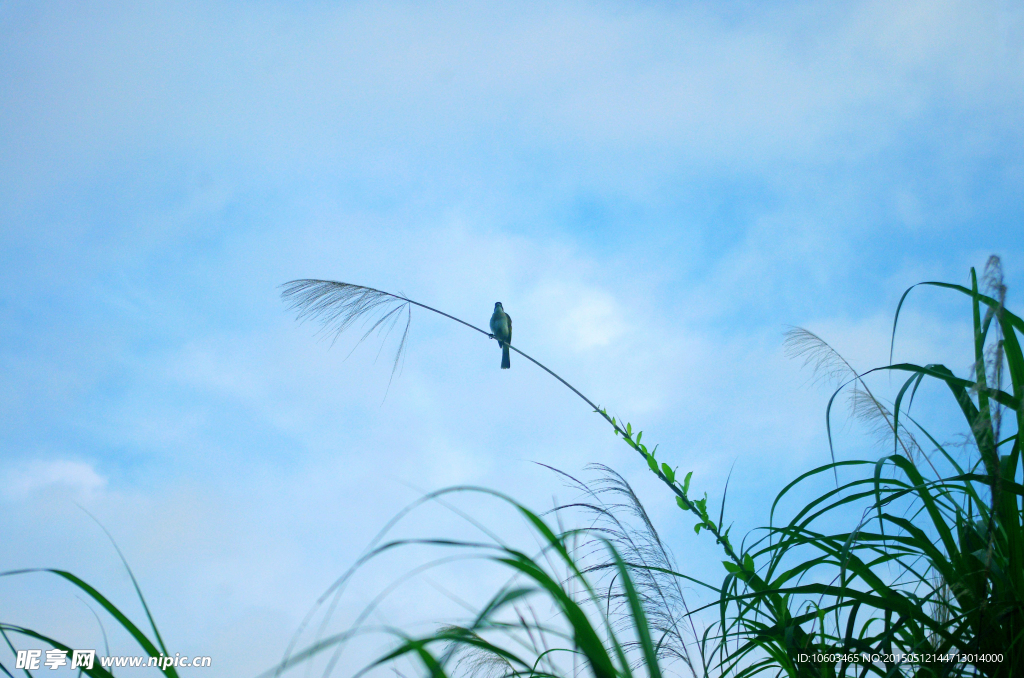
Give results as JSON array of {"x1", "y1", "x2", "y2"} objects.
[{"x1": 280, "y1": 279, "x2": 744, "y2": 567}]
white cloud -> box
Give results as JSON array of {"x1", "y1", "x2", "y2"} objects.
[
  {"x1": 3, "y1": 459, "x2": 107, "y2": 501},
  {"x1": 528, "y1": 281, "x2": 628, "y2": 350}
]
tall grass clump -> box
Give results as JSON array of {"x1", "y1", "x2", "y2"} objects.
[
  {"x1": 258, "y1": 486, "x2": 688, "y2": 678},
  {"x1": 691, "y1": 257, "x2": 1021, "y2": 678},
  {"x1": 678, "y1": 257, "x2": 1022, "y2": 678},
  {"x1": 1, "y1": 552, "x2": 180, "y2": 677},
  {"x1": 275, "y1": 257, "x2": 1020, "y2": 677}
]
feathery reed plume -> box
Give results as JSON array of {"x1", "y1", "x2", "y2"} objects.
[
  {"x1": 550, "y1": 464, "x2": 701, "y2": 676},
  {"x1": 784, "y1": 327, "x2": 922, "y2": 463},
  {"x1": 280, "y1": 280, "x2": 416, "y2": 387}
]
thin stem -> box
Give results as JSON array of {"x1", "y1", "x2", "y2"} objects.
[{"x1": 282, "y1": 280, "x2": 744, "y2": 566}]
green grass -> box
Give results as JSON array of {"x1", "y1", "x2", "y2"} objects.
[
  {"x1": 568, "y1": 259, "x2": 1022, "y2": 677},
  {"x1": 3, "y1": 259, "x2": 1020, "y2": 677},
  {"x1": 287, "y1": 258, "x2": 1020, "y2": 676}
]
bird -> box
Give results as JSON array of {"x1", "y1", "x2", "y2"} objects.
[{"x1": 489, "y1": 302, "x2": 512, "y2": 369}]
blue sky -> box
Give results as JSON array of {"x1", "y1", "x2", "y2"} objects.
[{"x1": 1, "y1": 1, "x2": 1022, "y2": 675}]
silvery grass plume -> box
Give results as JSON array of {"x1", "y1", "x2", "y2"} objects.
[
  {"x1": 439, "y1": 464, "x2": 703, "y2": 678},
  {"x1": 280, "y1": 280, "x2": 414, "y2": 389},
  {"x1": 979, "y1": 256, "x2": 1007, "y2": 446},
  {"x1": 550, "y1": 464, "x2": 701, "y2": 677},
  {"x1": 783, "y1": 326, "x2": 923, "y2": 467}
]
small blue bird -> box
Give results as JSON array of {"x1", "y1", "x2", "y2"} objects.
[{"x1": 489, "y1": 302, "x2": 512, "y2": 369}]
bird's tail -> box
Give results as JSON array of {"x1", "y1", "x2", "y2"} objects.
[{"x1": 501, "y1": 344, "x2": 510, "y2": 369}]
